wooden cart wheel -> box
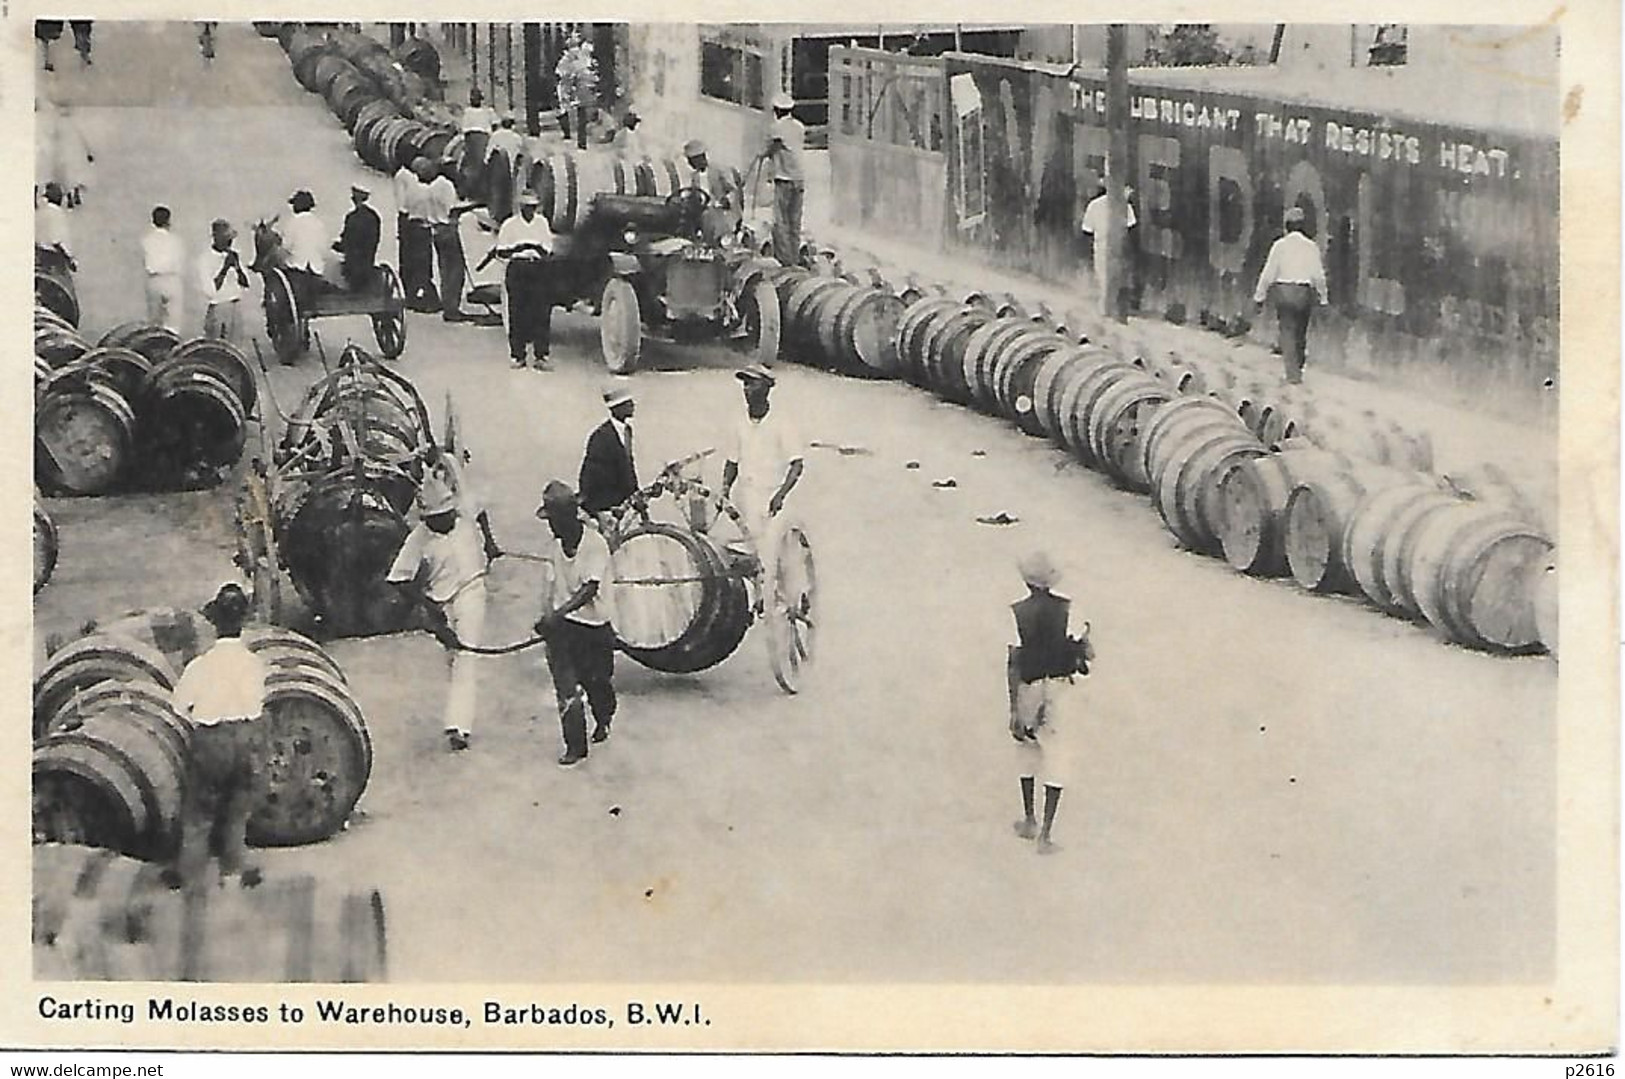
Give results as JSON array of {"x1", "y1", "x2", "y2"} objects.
[
  {"x1": 765, "y1": 523, "x2": 817, "y2": 694},
  {"x1": 371, "y1": 265, "x2": 407, "y2": 359},
  {"x1": 263, "y1": 269, "x2": 304, "y2": 365}
]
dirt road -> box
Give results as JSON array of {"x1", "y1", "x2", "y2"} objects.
[{"x1": 35, "y1": 24, "x2": 1557, "y2": 985}]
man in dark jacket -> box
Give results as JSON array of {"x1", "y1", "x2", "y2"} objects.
[
  {"x1": 333, "y1": 184, "x2": 381, "y2": 290},
  {"x1": 578, "y1": 383, "x2": 639, "y2": 531},
  {"x1": 1008, "y1": 550, "x2": 1090, "y2": 855}
]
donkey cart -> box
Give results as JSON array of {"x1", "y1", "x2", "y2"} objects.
[
  {"x1": 603, "y1": 453, "x2": 817, "y2": 694},
  {"x1": 259, "y1": 263, "x2": 407, "y2": 365}
]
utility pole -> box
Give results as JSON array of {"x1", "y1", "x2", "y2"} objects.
[
  {"x1": 523, "y1": 23, "x2": 543, "y2": 136},
  {"x1": 1104, "y1": 23, "x2": 1130, "y2": 323}
]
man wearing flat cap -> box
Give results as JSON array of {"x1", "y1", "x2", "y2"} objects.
[
  {"x1": 754, "y1": 92, "x2": 806, "y2": 265},
  {"x1": 1007, "y1": 551, "x2": 1093, "y2": 856},
  {"x1": 684, "y1": 138, "x2": 742, "y2": 242},
  {"x1": 387, "y1": 478, "x2": 493, "y2": 752},
  {"x1": 722, "y1": 364, "x2": 804, "y2": 604},
  {"x1": 333, "y1": 183, "x2": 381, "y2": 291},
  {"x1": 534, "y1": 481, "x2": 618, "y2": 767},
  {"x1": 166, "y1": 582, "x2": 268, "y2": 890},
  {"x1": 1253, "y1": 205, "x2": 1328, "y2": 384},
  {"x1": 199, "y1": 217, "x2": 249, "y2": 346},
  {"x1": 578, "y1": 382, "x2": 640, "y2": 532}
]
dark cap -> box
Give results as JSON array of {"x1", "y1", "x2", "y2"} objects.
[{"x1": 202, "y1": 583, "x2": 250, "y2": 626}]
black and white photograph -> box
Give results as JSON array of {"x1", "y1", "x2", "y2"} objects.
[{"x1": 9, "y1": 6, "x2": 1618, "y2": 1061}]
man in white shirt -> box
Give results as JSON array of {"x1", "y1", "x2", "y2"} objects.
[
  {"x1": 684, "y1": 139, "x2": 742, "y2": 242},
  {"x1": 460, "y1": 87, "x2": 496, "y2": 134},
  {"x1": 1253, "y1": 206, "x2": 1329, "y2": 384},
  {"x1": 534, "y1": 481, "x2": 618, "y2": 767},
  {"x1": 755, "y1": 92, "x2": 806, "y2": 265},
  {"x1": 198, "y1": 218, "x2": 249, "y2": 345},
  {"x1": 1080, "y1": 182, "x2": 1136, "y2": 318},
  {"x1": 424, "y1": 165, "x2": 475, "y2": 322},
  {"x1": 387, "y1": 479, "x2": 492, "y2": 752},
  {"x1": 401, "y1": 159, "x2": 440, "y2": 311},
  {"x1": 142, "y1": 205, "x2": 186, "y2": 331},
  {"x1": 479, "y1": 190, "x2": 556, "y2": 368},
  {"x1": 35, "y1": 182, "x2": 74, "y2": 268},
  {"x1": 282, "y1": 189, "x2": 330, "y2": 276},
  {"x1": 165, "y1": 583, "x2": 268, "y2": 890},
  {"x1": 486, "y1": 112, "x2": 524, "y2": 164},
  {"x1": 722, "y1": 363, "x2": 804, "y2": 609}
]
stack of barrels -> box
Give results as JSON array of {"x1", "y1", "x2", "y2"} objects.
[
  {"x1": 35, "y1": 322, "x2": 257, "y2": 496},
  {"x1": 268, "y1": 347, "x2": 436, "y2": 637},
  {"x1": 33, "y1": 611, "x2": 374, "y2": 856},
  {"x1": 34, "y1": 497, "x2": 58, "y2": 594},
  {"x1": 35, "y1": 246, "x2": 79, "y2": 328},
  {"x1": 791, "y1": 237, "x2": 1555, "y2": 658},
  {"x1": 770, "y1": 266, "x2": 908, "y2": 378}
]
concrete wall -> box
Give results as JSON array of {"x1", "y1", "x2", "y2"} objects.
[{"x1": 627, "y1": 23, "x2": 778, "y2": 173}]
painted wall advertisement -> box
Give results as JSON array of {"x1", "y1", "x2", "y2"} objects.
[{"x1": 940, "y1": 55, "x2": 1558, "y2": 380}]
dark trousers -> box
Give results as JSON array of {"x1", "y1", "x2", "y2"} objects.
[
  {"x1": 772, "y1": 180, "x2": 804, "y2": 266},
  {"x1": 545, "y1": 620, "x2": 617, "y2": 755},
  {"x1": 1271, "y1": 282, "x2": 1315, "y2": 383},
  {"x1": 432, "y1": 223, "x2": 465, "y2": 318},
  {"x1": 401, "y1": 218, "x2": 438, "y2": 308},
  {"x1": 505, "y1": 259, "x2": 553, "y2": 359},
  {"x1": 559, "y1": 105, "x2": 588, "y2": 150},
  {"x1": 176, "y1": 719, "x2": 264, "y2": 884},
  {"x1": 340, "y1": 259, "x2": 375, "y2": 291}
]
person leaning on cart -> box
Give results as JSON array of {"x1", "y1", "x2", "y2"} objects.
[
  {"x1": 163, "y1": 583, "x2": 268, "y2": 891},
  {"x1": 477, "y1": 189, "x2": 556, "y2": 370},
  {"x1": 534, "y1": 481, "x2": 618, "y2": 768}
]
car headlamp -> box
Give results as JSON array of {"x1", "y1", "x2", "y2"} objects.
[{"x1": 622, "y1": 227, "x2": 637, "y2": 246}]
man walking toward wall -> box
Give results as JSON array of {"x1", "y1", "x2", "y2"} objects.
[
  {"x1": 1081, "y1": 181, "x2": 1135, "y2": 319},
  {"x1": 756, "y1": 92, "x2": 806, "y2": 266},
  {"x1": 1253, "y1": 207, "x2": 1328, "y2": 384}
]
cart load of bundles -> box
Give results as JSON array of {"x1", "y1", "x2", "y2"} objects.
[{"x1": 257, "y1": 344, "x2": 457, "y2": 638}]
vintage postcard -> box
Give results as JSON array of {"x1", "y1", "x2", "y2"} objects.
[{"x1": 2, "y1": 0, "x2": 1616, "y2": 1059}]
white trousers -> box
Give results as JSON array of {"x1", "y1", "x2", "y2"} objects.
[
  {"x1": 146, "y1": 273, "x2": 184, "y2": 331},
  {"x1": 441, "y1": 584, "x2": 488, "y2": 736},
  {"x1": 1014, "y1": 678, "x2": 1080, "y2": 788}
]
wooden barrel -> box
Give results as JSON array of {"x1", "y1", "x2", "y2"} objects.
[
  {"x1": 81, "y1": 607, "x2": 218, "y2": 686},
  {"x1": 919, "y1": 306, "x2": 992, "y2": 403},
  {"x1": 281, "y1": 471, "x2": 416, "y2": 638},
  {"x1": 1342, "y1": 484, "x2": 1455, "y2": 614},
  {"x1": 1030, "y1": 346, "x2": 1107, "y2": 446},
  {"x1": 991, "y1": 332, "x2": 1068, "y2": 427},
  {"x1": 32, "y1": 692, "x2": 191, "y2": 857},
  {"x1": 1531, "y1": 556, "x2": 1558, "y2": 658},
  {"x1": 1085, "y1": 371, "x2": 1175, "y2": 490},
  {"x1": 35, "y1": 249, "x2": 80, "y2": 328},
  {"x1": 166, "y1": 338, "x2": 258, "y2": 413},
  {"x1": 955, "y1": 319, "x2": 1027, "y2": 411},
  {"x1": 610, "y1": 523, "x2": 751, "y2": 674},
  {"x1": 32, "y1": 844, "x2": 387, "y2": 982},
  {"x1": 1153, "y1": 428, "x2": 1269, "y2": 554},
  {"x1": 1281, "y1": 467, "x2": 1385, "y2": 595},
  {"x1": 811, "y1": 286, "x2": 906, "y2": 377},
  {"x1": 66, "y1": 347, "x2": 152, "y2": 401},
  {"x1": 784, "y1": 277, "x2": 850, "y2": 362},
  {"x1": 34, "y1": 633, "x2": 179, "y2": 741},
  {"x1": 34, "y1": 500, "x2": 58, "y2": 595},
  {"x1": 1403, "y1": 503, "x2": 1553, "y2": 652},
  {"x1": 138, "y1": 365, "x2": 248, "y2": 490},
  {"x1": 1059, "y1": 359, "x2": 1139, "y2": 463},
  {"x1": 893, "y1": 299, "x2": 963, "y2": 385},
  {"x1": 36, "y1": 379, "x2": 138, "y2": 496},
  {"x1": 98, "y1": 323, "x2": 181, "y2": 364},
  {"x1": 1135, "y1": 395, "x2": 1247, "y2": 491},
  {"x1": 1215, "y1": 447, "x2": 1349, "y2": 576},
  {"x1": 244, "y1": 626, "x2": 347, "y2": 683},
  {"x1": 248, "y1": 656, "x2": 372, "y2": 847}
]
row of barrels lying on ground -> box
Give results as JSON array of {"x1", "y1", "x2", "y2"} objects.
[
  {"x1": 34, "y1": 310, "x2": 259, "y2": 496},
  {"x1": 277, "y1": 28, "x2": 749, "y2": 232},
  {"x1": 33, "y1": 608, "x2": 373, "y2": 859},
  {"x1": 763, "y1": 268, "x2": 1554, "y2": 655}
]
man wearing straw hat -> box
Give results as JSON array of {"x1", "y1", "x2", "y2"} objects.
[
  {"x1": 164, "y1": 583, "x2": 268, "y2": 890},
  {"x1": 198, "y1": 218, "x2": 249, "y2": 346},
  {"x1": 578, "y1": 381, "x2": 641, "y2": 533},
  {"x1": 1008, "y1": 550, "x2": 1093, "y2": 855},
  {"x1": 386, "y1": 475, "x2": 493, "y2": 752},
  {"x1": 534, "y1": 481, "x2": 618, "y2": 768},
  {"x1": 683, "y1": 138, "x2": 742, "y2": 243}
]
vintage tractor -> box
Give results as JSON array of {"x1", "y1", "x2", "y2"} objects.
[{"x1": 547, "y1": 188, "x2": 782, "y2": 374}]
